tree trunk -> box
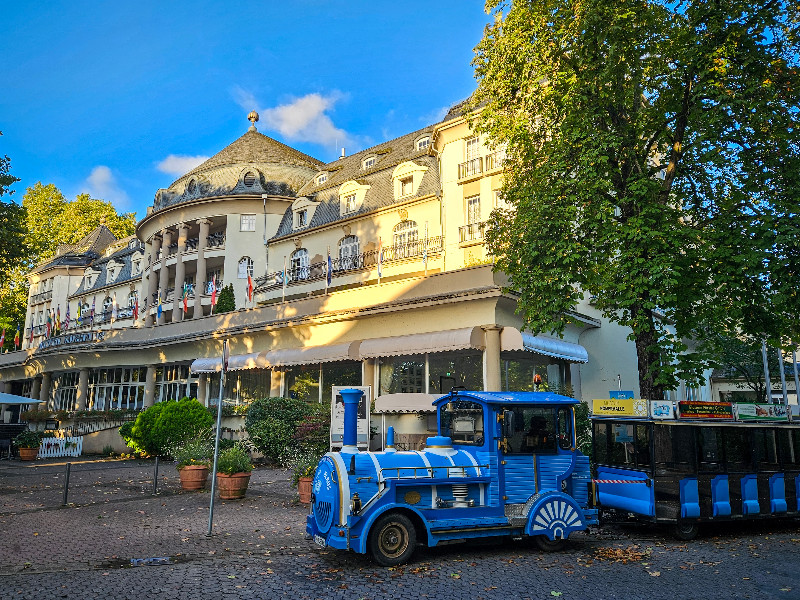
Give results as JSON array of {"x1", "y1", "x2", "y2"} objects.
[{"x1": 632, "y1": 305, "x2": 665, "y2": 401}]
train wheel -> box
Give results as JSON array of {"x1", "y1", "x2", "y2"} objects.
[
  {"x1": 533, "y1": 535, "x2": 568, "y2": 552},
  {"x1": 672, "y1": 522, "x2": 700, "y2": 541},
  {"x1": 368, "y1": 513, "x2": 416, "y2": 566}
]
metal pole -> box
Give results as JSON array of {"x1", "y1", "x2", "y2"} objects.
[
  {"x1": 62, "y1": 462, "x2": 71, "y2": 506},
  {"x1": 153, "y1": 456, "x2": 159, "y2": 494},
  {"x1": 778, "y1": 348, "x2": 789, "y2": 408},
  {"x1": 761, "y1": 340, "x2": 772, "y2": 403},
  {"x1": 793, "y1": 349, "x2": 800, "y2": 407},
  {"x1": 207, "y1": 341, "x2": 228, "y2": 536}
]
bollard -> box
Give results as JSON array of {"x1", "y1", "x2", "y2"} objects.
[
  {"x1": 153, "y1": 456, "x2": 159, "y2": 495},
  {"x1": 62, "y1": 462, "x2": 71, "y2": 506}
]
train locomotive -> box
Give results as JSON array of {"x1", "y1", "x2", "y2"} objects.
[{"x1": 306, "y1": 389, "x2": 598, "y2": 565}]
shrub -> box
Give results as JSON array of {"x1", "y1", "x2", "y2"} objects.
[
  {"x1": 128, "y1": 398, "x2": 214, "y2": 457},
  {"x1": 20, "y1": 409, "x2": 51, "y2": 423},
  {"x1": 101, "y1": 445, "x2": 115, "y2": 457},
  {"x1": 247, "y1": 417, "x2": 294, "y2": 465},
  {"x1": 14, "y1": 430, "x2": 43, "y2": 449},
  {"x1": 245, "y1": 396, "x2": 313, "y2": 465},
  {"x1": 215, "y1": 283, "x2": 236, "y2": 313},
  {"x1": 293, "y1": 402, "x2": 331, "y2": 458},
  {"x1": 216, "y1": 444, "x2": 253, "y2": 475}
]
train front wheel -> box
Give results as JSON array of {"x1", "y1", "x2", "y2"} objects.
[
  {"x1": 533, "y1": 535, "x2": 568, "y2": 552},
  {"x1": 671, "y1": 522, "x2": 700, "y2": 541},
  {"x1": 368, "y1": 513, "x2": 417, "y2": 566}
]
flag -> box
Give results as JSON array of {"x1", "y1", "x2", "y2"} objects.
[
  {"x1": 64, "y1": 303, "x2": 70, "y2": 330},
  {"x1": 55, "y1": 305, "x2": 61, "y2": 334},
  {"x1": 211, "y1": 274, "x2": 217, "y2": 309},
  {"x1": 76, "y1": 302, "x2": 82, "y2": 327},
  {"x1": 182, "y1": 283, "x2": 188, "y2": 312},
  {"x1": 157, "y1": 294, "x2": 163, "y2": 319},
  {"x1": 14, "y1": 326, "x2": 20, "y2": 348},
  {"x1": 46, "y1": 311, "x2": 52, "y2": 338},
  {"x1": 91, "y1": 297, "x2": 96, "y2": 326},
  {"x1": 29, "y1": 322, "x2": 34, "y2": 343},
  {"x1": 111, "y1": 295, "x2": 118, "y2": 324},
  {"x1": 326, "y1": 248, "x2": 332, "y2": 287},
  {"x1": 247, "y1": 274, "x2": 253, "y2": 302},
  {"x1": 377, "y1": 237, "x2": 383, "y2": 279},
  {"x1": 0, "y1": 329, "x2": 5, "y2": 348},
  {"x1": 423, "y1": 222, "x2": 428, "y2": 267},
  {"x1": 133, "y1": 294, "x2": 139, "y2": 321}
]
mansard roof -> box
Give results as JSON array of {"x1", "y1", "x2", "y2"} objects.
[
  {"x1": 31, "y1": 225, "x2": 117, "y2": 274},
  {"x1": 69, "y1": 237, "x2": 144, "y2": 298}
]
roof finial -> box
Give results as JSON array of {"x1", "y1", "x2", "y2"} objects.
[{"x1": 247, "y1": 110, "x2": 259, "y2": 132}]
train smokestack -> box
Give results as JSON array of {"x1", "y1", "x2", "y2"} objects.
[{"x1": 339, "y1": 388, "x2": 363, "y2": 453}]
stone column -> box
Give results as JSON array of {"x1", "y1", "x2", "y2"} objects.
[
  {"x1": 270, "y1": 369, "x2": 282, "y2": 397},
  {"x1": 482, "y1": 325, "x2": 502, "y2": 392},
  {"x1": 157, "y1": 229, "x2": 172, "y2": 325},
  {"x1": 75, "y1": 367, "x2": 90, "y2": 410},
  {"x1": 194, "y1": 219, "x2": 211, "y2": 319},
  {"x1": 39, "y1": 372, "x2": 52, "y2": 408},
  {"x1": 143, "y1": 365, "x2": 157, "y2": 408},
  {"x1": 198, "y1": 373, "x2": 208, "y2": 406},
  {"x1": 172, "y1": 223, "x2": 188, "y2": 323},
  {"x1": 30, "y1": 377, "x2": 41, "y2": 403},
  {"x1": 145, "y1": 234, "x2": 162, "y2": 327}
]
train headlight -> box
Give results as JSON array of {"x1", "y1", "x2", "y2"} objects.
[{"x1": 350, "y1": 492, "x2": 362, "y2": 515}]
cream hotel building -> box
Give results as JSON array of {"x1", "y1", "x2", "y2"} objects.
[{"x1": 0, "y1": 105, "x2": 696, "y2": 429}]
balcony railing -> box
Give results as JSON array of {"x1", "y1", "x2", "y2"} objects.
[
  {"x1": 484, "y1": 150, "x2": 506, "y2": 171},
  {"x1": 256, "y1": 236, "x2": 444, "y2": 292},
  {"x1": 459, "y1": 222, "x2": 486, "y2": 243},
  {"x1": 207, "y1": 232, "x2": 226, "y2": 249},
  {"x1": 458, "y1": 157, "x2": 483, "y2": 180},
  {"x1": 29, "y1": 290, "x2": 53, "y2": 305}
]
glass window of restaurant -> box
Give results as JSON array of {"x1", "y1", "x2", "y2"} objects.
[
  {"x1": 378, "y1": 351, "x2": 483, "y2": 396},
  {"x1": 88, "y1": 367, "x2": 147, "y2": 411},
  {"x1": 281, "y1": 361, "x2": 361, "y2": 404},
  {"x1": 500, "y1": 352, "x2": 569, "y2": 393}
]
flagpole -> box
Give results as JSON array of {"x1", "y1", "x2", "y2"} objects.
[
  {"x1": 424, "y1": 221, "x2": 428, "y2": 276},
  {"x1": 378, "y1": 237, "x2": 382, "y2": 285},
  {"x1": 325, "y1": 246, "x2": 330, "y2": 295},
  {"x1": 282, "y1": 256, "x2": 287, "y2": 303}
]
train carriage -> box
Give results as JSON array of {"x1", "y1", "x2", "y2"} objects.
[
  {"x1": 591, "y1": 400, "x2": 800, "y2": 539},
  {"x1": 306, "y1": 389, "x2": 599, "y2": 565}
]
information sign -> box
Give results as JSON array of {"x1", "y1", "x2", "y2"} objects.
[
  {"x1": 649, "y1": 401, "x2": 675, "y2": 419},
  {"x1": 609, "y1": 390, "x2": 635, "y2": 399},
  {"x1": 592, "y1": 398, "x2": 648, "y2": 417},
  {"x1": 735, "y1": 403, "x2": 788, "y2": 421},
  {"x1": 678, "y1": 401, "x2": 734, "y2": 420}
]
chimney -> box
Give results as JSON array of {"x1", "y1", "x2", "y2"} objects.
[
  {"x1": 339, "y1": 388, "x2": 363, "y2": 453},
  {"x1": 340, "y1": 147, "x2": 346, "y2": 159}
]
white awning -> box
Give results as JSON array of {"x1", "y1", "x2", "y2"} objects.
[
  {"x1": 374, "y1": 393, "x2": 438, "y2": 413},
  {"x1": 0, "y1": 392, "x2": 44, "y2": 405},
  {"x1": 257, "y1": 341, "x2": 361, "y2": 368},
  {"x1": 190, "y1": 357, "x2": 222, "y2": 373},
  {"x1": 501, "y1": 328, "x2": 589, "y2": 363},
  {"x1": 359, "y1": 327, "x2": 485, "y2": 358},
  {"x1": 227, "y1": 352, "x2": 261, "y2": 371}
]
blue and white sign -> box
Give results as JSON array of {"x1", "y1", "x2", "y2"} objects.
[
  {"x1": 650, "y1": 401, "x2": 675, "y2": 419},
  {"x1": 610, "y1": 390, "x2": 635, "y2": 399}
]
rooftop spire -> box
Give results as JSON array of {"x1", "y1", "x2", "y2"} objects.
[{"x1": 247, "y1": 110, "x2": 259, "y2": 132}]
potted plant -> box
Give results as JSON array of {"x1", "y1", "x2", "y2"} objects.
[
  {"x1": 292, "y1": 452, "x2": 320, "y2": 505},
  {"x1": 14, "y1": 430, "x2": 43, "y2": 461},
  {"x1": 215, "y1": 443, "x2": 253, "y2": 499},
  {"x1": 174, "y1": 435, "x2": 212, "y2": 491}
]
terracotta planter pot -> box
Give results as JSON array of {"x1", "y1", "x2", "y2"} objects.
[
  {"x1": 178, "y1": 465, "x2": 210, "y2": 490},
  {"x1": 216, "y1": 472, "x2": 251, "y2": 499},
  {"x1": 18, "y1": 447, "x2": 38, "y2": 461},
  {"x1": 298, "y1": 476, "x2": 313, "y2": 504}
]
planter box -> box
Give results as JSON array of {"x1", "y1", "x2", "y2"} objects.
[
  {"x1": 179, "y1": 465, "x2": 210, "y2": 490},
  {"x1": 216, "y1": 472, "x2": 251, "y2": 500}
]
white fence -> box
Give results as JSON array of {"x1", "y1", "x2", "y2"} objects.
[{"x1": 38, "y1": 436, "x2": 83, "y2": 458}]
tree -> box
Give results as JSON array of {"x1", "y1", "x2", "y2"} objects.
[
  {"x1": 215, "y1": 283, "x2": 236, "y2": 313},
  {"x1": 709, "y1": 335, "x2": 790, "y2": 403},
  {"x1": 472, "y1": 0, "x2": 800, "y2": 399},
  {"x1": 0, "y1": 133, "x2": 30, "y2": 349}
]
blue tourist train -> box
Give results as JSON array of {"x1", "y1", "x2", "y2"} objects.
[{"x1": 306, "y1": 389, "x2": 598, "y2": 565}]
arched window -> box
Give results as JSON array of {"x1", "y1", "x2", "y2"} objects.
[
  {"x1": 238, "y1": 257, "x2": 254, "y2": 279},
  {"x1": 290, "y1": 249, "x2": 309, "y2": 281},
  {"x1": 128, "y1": 291, "x2": 137, "y2": 308},
  {"x1": 392, "y1": 220, "x2": 419, "y2": 258},
  {"x1": 103, "y1": 296, "x2": 113, "y2": 315},
  {"x1": 338, "y1": 235, "x2": 361, "y2": 271}
]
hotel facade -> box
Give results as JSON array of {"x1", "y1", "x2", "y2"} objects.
[{"x1": 0, "y1": 106, "x2": 711, "y2": 431}]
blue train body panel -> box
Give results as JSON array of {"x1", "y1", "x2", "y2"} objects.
[{"x1": 306, "y1": 390, "x2": 598, "y2": 563}]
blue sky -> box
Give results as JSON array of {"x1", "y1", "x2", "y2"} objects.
[{"x1": 1, "y1": 1, "x2": 490, "y2": 218}]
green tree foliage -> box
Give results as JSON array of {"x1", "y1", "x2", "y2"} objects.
[
  {"x1": 127, "y1": 398, "x2": 214, "y2": 457},
  {"x1": 708, "y1": 334, "x2": 789, "y2": 403},
  {"x1": 472, "y1": 0, "x2": 800, "y2": 399},
  {"x1": 214, "y1": 283, "x2": 236, "y2": 313}
]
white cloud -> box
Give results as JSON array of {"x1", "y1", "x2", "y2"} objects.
[
  {"x1": 83, "y1": 166, "x2": 130, "y2": 211},
  {"x1": 233, "y1": 87, "x2": 359, "y2": 149},
  {"x1": 156, "y1": 154, "x2": 209, "y2": 176}
]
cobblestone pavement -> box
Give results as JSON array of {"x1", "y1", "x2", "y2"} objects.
[{"x1": 1, "y1": 457, "x2": 800, "y2": 599}]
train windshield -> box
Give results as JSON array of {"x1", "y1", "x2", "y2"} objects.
[
  {"x1": 440, "y1": 400, "x2": 484, "y2": 445},
  {"x1": 504, "y1": 405, "x2": 573, "y2": 453}
]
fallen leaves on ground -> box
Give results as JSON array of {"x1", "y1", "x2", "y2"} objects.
[{"x1": 593, "y1": 544, "x2": 652, "y2": 564}]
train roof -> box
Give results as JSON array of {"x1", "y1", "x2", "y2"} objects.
[{"x1": 434, "y1": 390, "x2": 579, "y2": 407}]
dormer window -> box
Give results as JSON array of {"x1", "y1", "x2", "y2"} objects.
[
  {"x1": 187, "y1": 179, "x2": 197, "y2": 194},
  {"x1": 316, "y1": 173, "x2": 328, "y2": 185},
  {"x1": 416, "y1": 136, "x2": 430, "y2": 151},
  {"x1": 108, "y1": 265, "x2": 118, "y2": 282},
  {"x1": 362, "y1": 156, "x2": 376, "y2": 170},
  {"x1": 343, "y1": 193, "x2": 357, "y2": 214},
  {"x1": 296, "y1": 209, "x2": 308, "y2": 228},
  {"x1": 131, "y1": 259, "x2": 142, "y2": 276},
  {"x1": 243, "y1": 171, "x2": 256, "y2": 187},
  {"x1": 392, "y1": 161, "x2": 429, "y2": 201},
  {"x1": 400, "y1": 177, "x2": 413, "y2": 197}
]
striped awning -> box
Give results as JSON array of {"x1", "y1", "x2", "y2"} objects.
[
  {"x1": 257, "y1": 341, "x2": 361, "y2": 368},
  {"x1": 500, "y1": 328, "x2": 589, "y2": 363},
  {"x1": 359, "y1": 327, "x2": 485, "y2": 358},
  {"x1": 227, "y1": 352, "x2": 261, "y2": 371},
  {"x1": 189, "y1": 357, "x2": 222, "y2": 373}
]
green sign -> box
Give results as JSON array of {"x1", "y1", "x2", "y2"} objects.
[
  {"x1": 735, "y1": 403, "x2": 788, "y2": 421},
  {"x1": 678, "y1": 401, "x2": 734, "y2": 420}
]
